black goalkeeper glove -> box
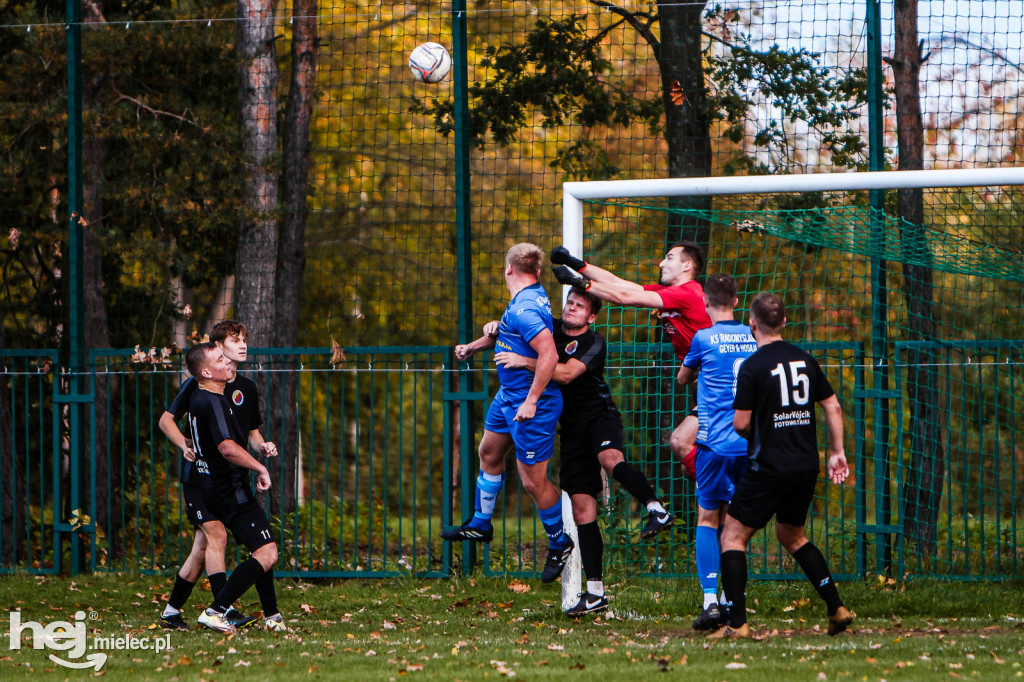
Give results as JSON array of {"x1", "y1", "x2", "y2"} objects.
[
  {"x1": 549, "y1": 245, "x2": 587, "y2": 272},
  {"x1": 552, "y1": 265, "x2": 592, "y2": 291}
]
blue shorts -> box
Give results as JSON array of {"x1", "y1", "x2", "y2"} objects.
[
  {"x1": 694, "y1": 445, "x2": 748, "y2": 510},
  {"x1": 484, "y1": 388, "x2": 562, "y2": 464}
]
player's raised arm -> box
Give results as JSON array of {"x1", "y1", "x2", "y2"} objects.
[
  {"x1": 551, "y1": 245, "x2": 643, "y2": 291},
  {"x1": 552, "y1": 265, "x2": 664, "y2": 308},
  {"x1": 454, "y1": 326, "x2": 498, "y2": 361}
]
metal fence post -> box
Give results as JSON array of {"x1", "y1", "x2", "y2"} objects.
[
  {"x1": 864, "y1": 0, "x2": 894, "y2": 578},
  {"x1": 451, "y1": 0, "x2": 478, "y2": 576}
]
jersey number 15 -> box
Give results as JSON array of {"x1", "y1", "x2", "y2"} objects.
[{"x1": 769, "y1": 361, "x2": 810, "y2": 407}]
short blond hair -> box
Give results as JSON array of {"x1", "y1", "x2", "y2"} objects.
[{"x1": 506, "y1": 243, "x2": 544, "y2": 277}]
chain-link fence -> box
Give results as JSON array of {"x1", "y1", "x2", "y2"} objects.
[{"x1": 1, "y1": 1, "x2": 1021, "y2": 579}]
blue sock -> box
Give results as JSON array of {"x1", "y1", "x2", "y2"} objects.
[
  {"x1": 470, "y1": 471, "x2": 503, "y2": 528},
  {"x1": 696, "y1": 525, "x2": 720, "y2": 599},
  {"x1": 537, "y1": 499, "x2": 567, "y2": 548}
]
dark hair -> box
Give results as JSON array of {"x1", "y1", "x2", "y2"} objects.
[
  {"x1": 185, "y1": 342, "x2": 218, "y2": 378},
  {"x1": 210, "y1": 320, "x2": 248, "y2": 344},
  {"x1": 704, "y1": 273, "x2": 737, "y2": 309},
  {"x1": 750, "y1": 292, "x2": 786, "y2": 332},
  {"x1": 669, "y1": 240, "x2": 706, "y2": 276},
  {"x1": 567, "y1": 288, "x2": 603, "y2": 316}
]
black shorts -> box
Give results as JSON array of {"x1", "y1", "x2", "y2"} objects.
[
  {"x1": 727, "y1": 469, "x2": 820, "y2": 531},
  {"x1": 203, "y1": 481, "x2": 274, "y2": 553},
  {"x1": 183, "y1": 480, "x2": 220, "y2": 528},
  {"x1": 222, "y1": 499, "x2": 275, "y2": 553},
  {"x1": 558, "y1": 412, "x2": 625, "y2": 498},
  {"x1": 689, "y1": 405, "x2": 698, "y2": 419}
]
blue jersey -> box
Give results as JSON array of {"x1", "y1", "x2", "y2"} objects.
[
  {"x1": 684, "y1": 320, "x2": 757, "y2": 457},
  {"x1": 494, "y1": 283, "x2": 559, "y2": 399}
]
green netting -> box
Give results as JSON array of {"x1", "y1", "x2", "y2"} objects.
[
  {"x1": 597, "y1": 201, "x2": 1024, "y2": 283},
  {"x1": 580, "y1": 189, "x2": 1023, "y2": 581}
]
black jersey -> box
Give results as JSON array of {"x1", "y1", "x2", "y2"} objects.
[
  {"x1": 186, "y1": 387, "x2": 249, "y2": 496},
  {"x1": 554, "y1": 320, "x2": 618, "y2": 423},
  {"x1": 732, "y1": 340, "x2": 835, "y2": 474},
  {"x1": 168, "y1": 374, "x2": 262, "y2": 482}
]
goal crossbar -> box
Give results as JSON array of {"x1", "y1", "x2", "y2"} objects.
[{"x1": 562, "y1": 167, "x2": 1024, "y2": 257}]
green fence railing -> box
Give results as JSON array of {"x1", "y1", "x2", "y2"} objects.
[
  {"x1": 75, "y1": 346, "x2": 453, "y2": 578},
  {"x1": 0, "y1": 349, "x2": 61, "y2": 575},
  {"x1": 2, "y1": 340, "x2": 1022, "y2": 581}
]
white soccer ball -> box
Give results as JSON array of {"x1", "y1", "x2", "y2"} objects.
[{"x1": 409, "y1": 42, "x2": 452, "y2": 83}]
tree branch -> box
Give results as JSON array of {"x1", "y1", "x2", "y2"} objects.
[
  {"x1": 590, "y1": 0, "x2": 660, "y2": 54},
  {"x1": 113, "y1": 93, "x2": 205, "y2": 131}
]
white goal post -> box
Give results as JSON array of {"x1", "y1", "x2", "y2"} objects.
[
  {"x1": 562, "y1": 167, "x2": 1024, "y2": 259},
  {"x1": 558, "y1": 166, "x2": 1024, "y2": 611}
]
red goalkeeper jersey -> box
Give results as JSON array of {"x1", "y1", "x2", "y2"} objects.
[{"x1": 642, "y1": 280, "x2": 712, "y2": 360}]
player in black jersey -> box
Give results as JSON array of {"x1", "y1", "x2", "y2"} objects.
[
  {"x1": 710, "y1": 293, "x2": 853, "y2": 640},
  {"x1": 156, "y1": 321, "x2": 284, "y2": 632},
  {"x1": 180, "y1": 342, "x2": 281, "y2": 634},
  {"x1": 494, "y1": 289, "x2": 672, "y2": 617}
]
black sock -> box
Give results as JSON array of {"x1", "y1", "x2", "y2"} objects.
[
  {"x1": 208, "y1": 571, "x2": 227, "y2": 598},
  {"x1": 720, "y1": 550, "x2": 748, "y2": 627},
  {"x1": 576, "y1": 521, "x2": 603, "y2": 583},
  {"x1": 211, "y1": 558, "x2": 264, "y2": 612},
  {"x1": 611, "y1": 462, "x2": 657, "y2": 506},
  {"x1": 792, "y1": 542, "x2": 843, "y2": 616},
  {"x1": 168, "y1": 574, "x2": 195, "y2": 610},
  {"x1": 255, "y1": 569, "x2": 278, "y2": 617}
]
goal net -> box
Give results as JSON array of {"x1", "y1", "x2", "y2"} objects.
[{"x1": 558, "y1": 168, "x2": 1024, "y2": 601}]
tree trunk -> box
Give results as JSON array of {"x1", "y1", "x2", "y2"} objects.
[
  {"x1": 234, "y1": 0, "x2": 280, "y2": 347},
  {"x1": 269, "y1": 0, "x2": 318, "y2": 520},
  {"x1": 892, "y1": 0, "x2": 944, "y2": 556},
  {"x1": 656, "y1": 1, "x2": 713, "y2": 250},
  {"x1": 82, "y1": 0, "x2": 120, "y2": 560}
]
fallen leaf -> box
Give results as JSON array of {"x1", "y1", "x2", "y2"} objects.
[
  {"x1": 329, "y1": 336, "x2": 346, "y2": 366},
  {"x1": 508, "y1": 580, "x2": 531, "y2": 594}
]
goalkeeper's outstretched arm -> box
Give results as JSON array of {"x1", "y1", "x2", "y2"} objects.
[{"x1": 550, "y1": 245, "x2": 643, "y2": 291}]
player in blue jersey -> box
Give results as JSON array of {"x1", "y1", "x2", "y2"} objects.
[
  {"x1": 443, "y1": 243, "x2": 573, "y2": 583},
  {"x1": 677, "y1": 274, "x2": 757, "y2": 630}
]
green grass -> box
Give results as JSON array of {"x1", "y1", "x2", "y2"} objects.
[{"x1": 1, "y1": 573, "x2": 1022, "y2": 680}]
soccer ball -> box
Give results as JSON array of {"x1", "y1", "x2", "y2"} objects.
[{"x1": 408, "y1": 42, "x2": 452, "y2": 83}]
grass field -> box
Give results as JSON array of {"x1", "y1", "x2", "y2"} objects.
[{"x1": 1, "y1": 572, "x2": 1021, "y2": 680}]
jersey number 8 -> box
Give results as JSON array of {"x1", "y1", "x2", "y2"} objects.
[{"x1": 769, "y1": 361, "x2": 810, "y2": 406}]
